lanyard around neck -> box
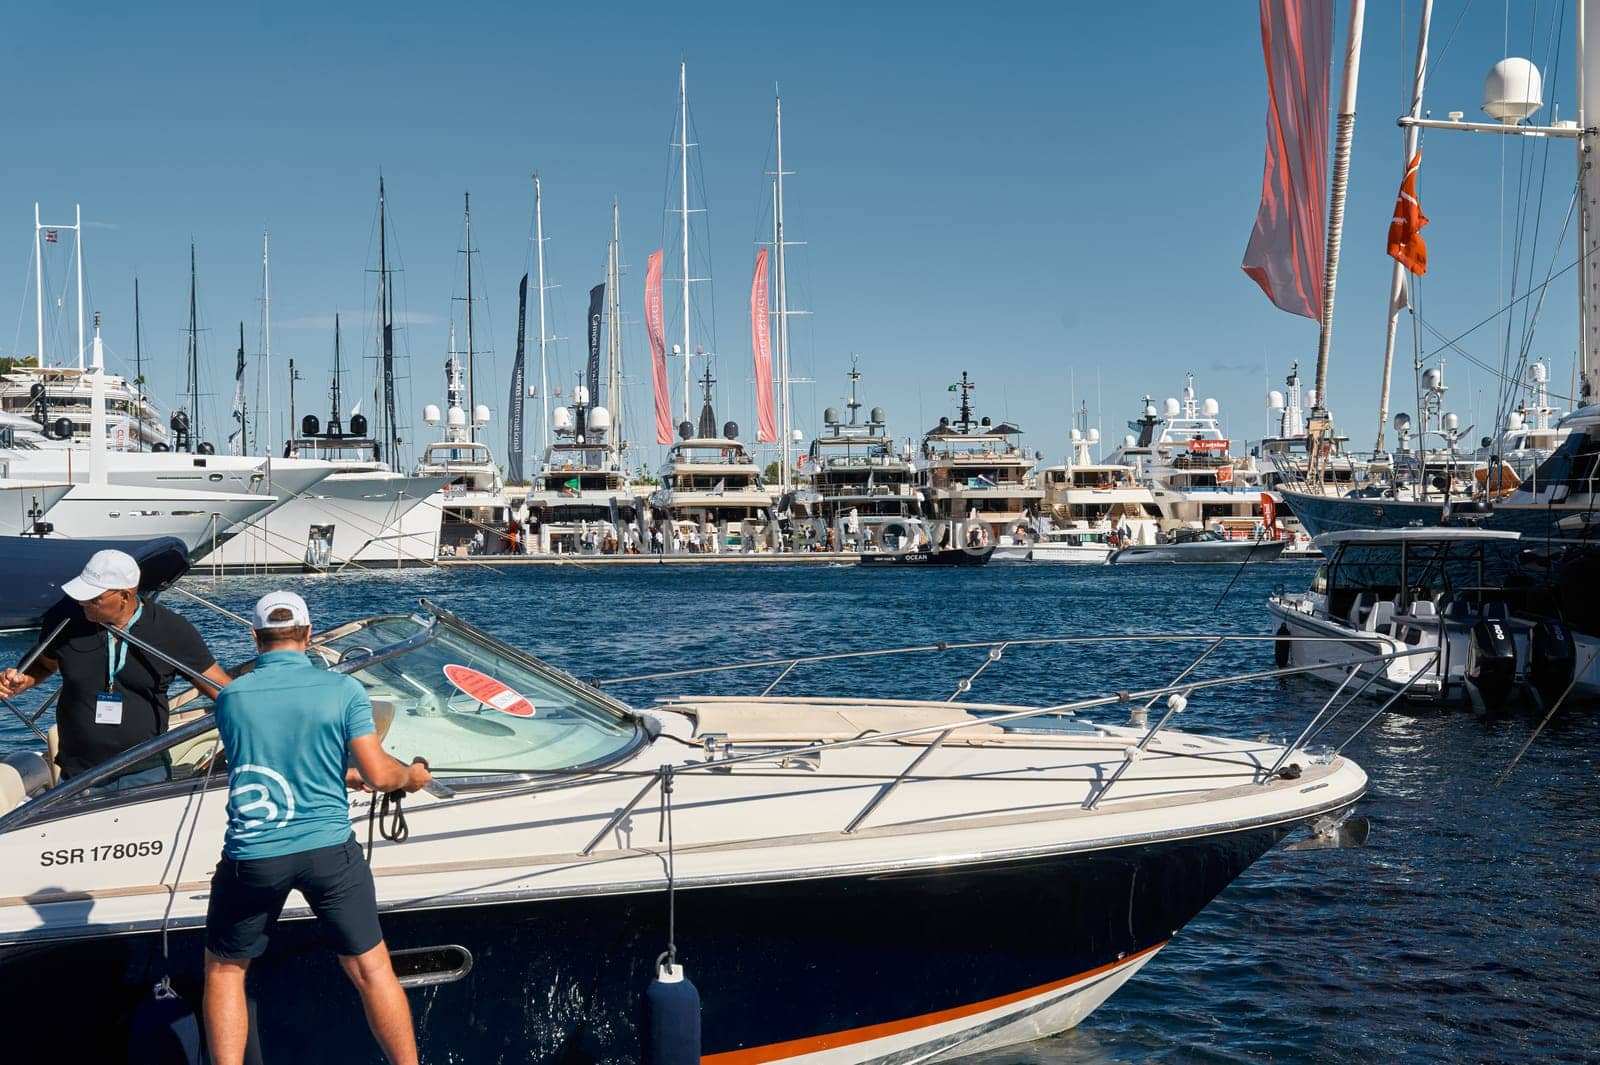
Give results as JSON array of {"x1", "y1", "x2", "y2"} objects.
[{"x1": 105, "y1": 603, "x2": 145, "y2": 691}]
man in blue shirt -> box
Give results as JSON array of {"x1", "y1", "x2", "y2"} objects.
[{"x1": 203, "y1": 591, "x2": 431, "y2": 1065}]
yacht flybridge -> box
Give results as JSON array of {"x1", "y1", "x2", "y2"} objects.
[
  {"x1": 0, "y1": 601, "x2": 1374, "y2": 1063},
  {"x1": 914, "y1": 372, "x2": 1043, "y2": 544},
  {"x1": 795, "y1": 367, "x2": 925, "y2": 548},
  {"x1": 649, "y1": 367, "x2": 773, "y2": 551},
  {"x1": 524, "y1": 385, "x2": 638, "y2": 553}
]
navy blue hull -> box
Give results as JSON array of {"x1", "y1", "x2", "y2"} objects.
[
  {"x1": 0, "y1": 822, "x2": 1311, "y2": 1063},
  {"x1": 0, "y1": 535, "x2": 189, "y2": 630},
  {"x1": 1280, "y1": 490, "x2": 1571, "y2": 541}
]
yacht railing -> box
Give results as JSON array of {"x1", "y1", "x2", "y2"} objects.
[{"x1": 2, "y1": 624, "x2": 1423, "y2": 841}]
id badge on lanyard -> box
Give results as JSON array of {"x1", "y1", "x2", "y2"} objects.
[{"x1": 99, "y1": 605, "x2": 142, "y2": 727}]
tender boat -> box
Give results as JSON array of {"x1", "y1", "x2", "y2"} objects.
[
  {"x1": 991, "y1": 528, "x2": 1112, "y2": 564},
  {"x1": 1109, "y1": 527, "x2": 1288, "y2": 564},
  {"x1": 0, "y1": 604, "x2": 1370, "y2": 1063},
  {"x1": 1267, "y1": 528, "x2": 1585, "y2": 708}
]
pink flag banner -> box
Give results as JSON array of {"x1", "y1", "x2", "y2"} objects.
[
  {"x1": 1241, "y1": 0, "x2": 1333, "y2": 320},
  {"x1": 750, "y1": 248, "x2": 777, "y2": 443},
  {"x1": 646, "y1": 250, "x2": 671, "y2": 444}
]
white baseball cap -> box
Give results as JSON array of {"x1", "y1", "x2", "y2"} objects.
[
  {"x1": 252, "y1": 590, "x2": 311, "y2": 630},
  {"x1": 62, "y1": 549, "x2": 143, "y2": 601}
]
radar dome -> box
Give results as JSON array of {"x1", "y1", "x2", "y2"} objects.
[
  {"x1": 1124, "y1": 434, "x2": 1136, "y2": 448},
  {"x1": 1394, "y1": 412, "x2": 1412, "y2": 432},
  {"x1": 447, "y1": 407, "x2": 466, "y2": 428},
  {"x1": 1506, "y1": 410, "x2": 1526, "y2": 431},
  {"x1": 869, "y1": 407, "x2": 886, "y2": 424},
  {"x1": 1163, "y1": 398, "x2": 1180, "y2": 417},
  {"x1": 473, "y1": 404, "x2": 491, "y2": 425},
  {"x1": 573, "y1": 385, "x2": 590, "y2": 406},
  {"x1": 422, "y1": 404, "x2": 441, "y2": 425},
  {"x1": 723, "y1": 421, "x2": 739, "y2": 440},
  {"x1": 678, "y1": 420, "x2": 694, "y2": 440},
  {"x1": 551, "y1": 406, "x2": 574, "y2": 433},
  {"x1": 588, "y1": 406, "x2": 612, "y2": 432},
  {"x1": 1530, "y1": 361, "x2": 1549, "y2": 384},
  {"x1": 823, "y1": 407, "x2": 839, "y2": 426},
  {"x1": 1442, "y1": 412, "x2": 1460, "y2": 431},
  {"x1": 1305, "y1": 391, "x2": 1317, "y2": 409},
  {"x1": 1087, "y1": 427, "x2": 1100, "y2": 444},
  {"x1": 1144, "y1": 403, "x2": 1157, "y2": 417},
  {"x1": 1268, "y1": 390, "x2": 1286, "y2": 411},
  {"x1": 792, "y1": 428, "x2": 804, "y2": 442},
  {"x1": 1202, "y1": 398, "x2": 1219, "y2": 417},
  {"x1": 1069, "y1": 428, "x2": 1082, "y2": 442},
  {"x1": 1483, "y1": 58, "x2": 1544, "y2": 124},
  {"x1": 1422, "y1": 367, "x2": 1444, "y2": 393},
  {"x1": 1183, "y1": 384, "x2": 1195, "y2": 401}
]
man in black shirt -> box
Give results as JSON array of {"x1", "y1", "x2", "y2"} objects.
[{"x1": 0, "y1": 549, "x2": 230, "y2": 787}]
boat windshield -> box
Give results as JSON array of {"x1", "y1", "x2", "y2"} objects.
[
  {"x1": 1327, "y1": 540, "x2": 1523, "y2": 608},
  {"x1": 315, "y1": 612, "x2": 640, "y2": 777}
]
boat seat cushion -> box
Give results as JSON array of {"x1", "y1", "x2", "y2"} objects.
[
  {"x1": 1348, "y1": 592, "x2": 1378, "y2": 629},
  {"x1": 1367, "y1": 600, "x2": 1397, "y2": 634},
  {"x1": 0, "y1": 752, "x2": 52, "y2": 815}
]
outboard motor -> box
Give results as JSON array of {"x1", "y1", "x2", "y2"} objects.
[
  {"x1": 1528, "y1": 618, "x2": 1577, "y2": 705},
  {"x1": 1467, "y1": 602, "x2": 1517, "y2": 710}
]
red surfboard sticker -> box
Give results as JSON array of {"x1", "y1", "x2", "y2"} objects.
[{"x1": 442, "y1": 664, "x2": 535, "y2": 717}]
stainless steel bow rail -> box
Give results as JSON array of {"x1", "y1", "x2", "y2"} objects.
[{"x1": 0, "y1": 630, "x2": 1428, "y2": 841}]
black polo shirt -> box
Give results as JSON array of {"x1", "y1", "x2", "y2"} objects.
[{"x1": 40, "y1": 598, "x2": 217, "y2": 779}]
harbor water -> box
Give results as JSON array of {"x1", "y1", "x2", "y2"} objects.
[{"x1": 3, "y1": 562, "x2": 1595, "y2": 1064}]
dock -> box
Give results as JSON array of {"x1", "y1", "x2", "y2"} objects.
[{"x1": 437, "y1": 552, "x2": 864, "y2": 567}]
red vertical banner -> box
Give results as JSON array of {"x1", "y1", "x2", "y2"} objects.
[
  {"x1": 1240, "y1": 0, "x2": 1334, "y2": 320},
  {"x1": 646, "y1": 250, "x2": 671, "y2": 444},
  {"x1": 750, "y1": 248, "x2": 776, "y2": 443}
]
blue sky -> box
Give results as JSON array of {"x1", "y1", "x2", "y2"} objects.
[{"x1": 1, "y1": 2, "x2": 1584, "y2": 471}]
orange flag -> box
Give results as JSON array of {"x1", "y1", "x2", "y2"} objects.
[{"x1": 1387, "y1": 150, "x2": 1429, "y2": 274}]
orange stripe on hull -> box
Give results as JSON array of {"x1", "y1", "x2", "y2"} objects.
[{"x1": 701, "y1": 940, "x2": 1168, "y2": 1065}]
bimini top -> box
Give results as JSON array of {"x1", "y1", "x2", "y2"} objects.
[{"x1": 1313, "y1": 527, "x2": 1522, "y2": 550}]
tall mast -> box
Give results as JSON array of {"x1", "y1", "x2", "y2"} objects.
[
  {"x1": 32, "y1": 204, "x2": 43, "y2": 365},
  {"x1": 330, "y1": 312, "x2": 344, "y2": 435},
  {"x1": 463, "y1": 192, "x2": 477, "y2": 443},
  {"x1": 773, "y1": 89, "x2": 793, "y2": 488},
  {"x1": 1374, "y1": 1, "x2": 1432, "y2": 453},
  {"x1": 262, "y1": 228, "x2": 272, "y2": 452},
  {"x1": 607, "y1": 201, "x2": 625, "y2": 464},
  {"x1": 1307, "y1": 0, "x2": 1367, "y2": 475},
  {"x1": 535, "y1": 173, "x2": 550, "y2": 451},
  {"x1": 1580, "y1": 0, "x2": 1600, "y2": 407},
  {"x1": 133, "y1": 277, "x2": 145, "y2": 451},
  {"x1": 74, "y1": 205, "x2": 84, "y2": 370},
  {"x1": 187, "y1": 241, "x2": 201, "y2": 449},
  {"x1": 679, "y1": 60, "x2": 693, "y2": 427},
  {"x1": 377, "y1": 178, "x2": 399, "y2": 464}
]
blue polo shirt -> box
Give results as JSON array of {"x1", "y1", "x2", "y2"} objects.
[{"x1": 214, "y1": 650, "x2": 376, "y2": 861}]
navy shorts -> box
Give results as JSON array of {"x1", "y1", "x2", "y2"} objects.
[{"x1": 205, "y1": 836, "x2": 383, "y2": 960}]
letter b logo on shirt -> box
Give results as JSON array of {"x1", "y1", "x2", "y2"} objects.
[{"x1": 229, "y1": 764, "x2": 298, "y2": 839}]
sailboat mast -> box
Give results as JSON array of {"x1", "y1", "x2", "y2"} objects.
[
  {"x1": 607, "y1": 201, "x2": 625, "y2": 464},
  {"x1": 262, "y1": 228, "x2": 272, "y2": 453},
  {"x1": 33, "y1": 204, "x2": 43, "y2": 366},
  {"x1": 774, "y1": 89, "x2": 793, "y2": 488},
  {"x1": 535, "y1": 173, "x2": 550, "y2": 451},
  {"x1": 133, "y1": 277, "x2": 145, "y2": 451},
  {"x1": 187, "y1": 241, "x2": 200, "y2": 450},
  {"x1": 1308, "y1": 0, "x2": 1366, "y2": 444},
  {"x1": 1373, "y1": 1, "x2": 1432, "y2": 454},
  {"x1": 377, "y1": 178, "x2": 398, "y2": 464},
  {"x1": 680, "y1": 61, "x2": 693, "y2": 428},
  {"x1": 1580, "y1": 0, "x2": 1600, "y2": 407},
  {"x1": 75, "y1": 206, "x2": 84, "y2": 370},
  {"x1": 464, "y1": 192, "x2": 476, "y2": 443}
]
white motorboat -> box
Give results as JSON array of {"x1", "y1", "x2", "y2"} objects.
[
  {"x1": 1109, "y1": 528, "x2": 1288, "y2": 565},
  {"x1": 0, "y1": 602, "x2": 1372, "y2": 1063},
  {"x1": 1267, "y1": 528, "x2": 1586, "y2": 707},
  {"x1": 992, "y1": 528, "x2": 1114, "y2": 564}
]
